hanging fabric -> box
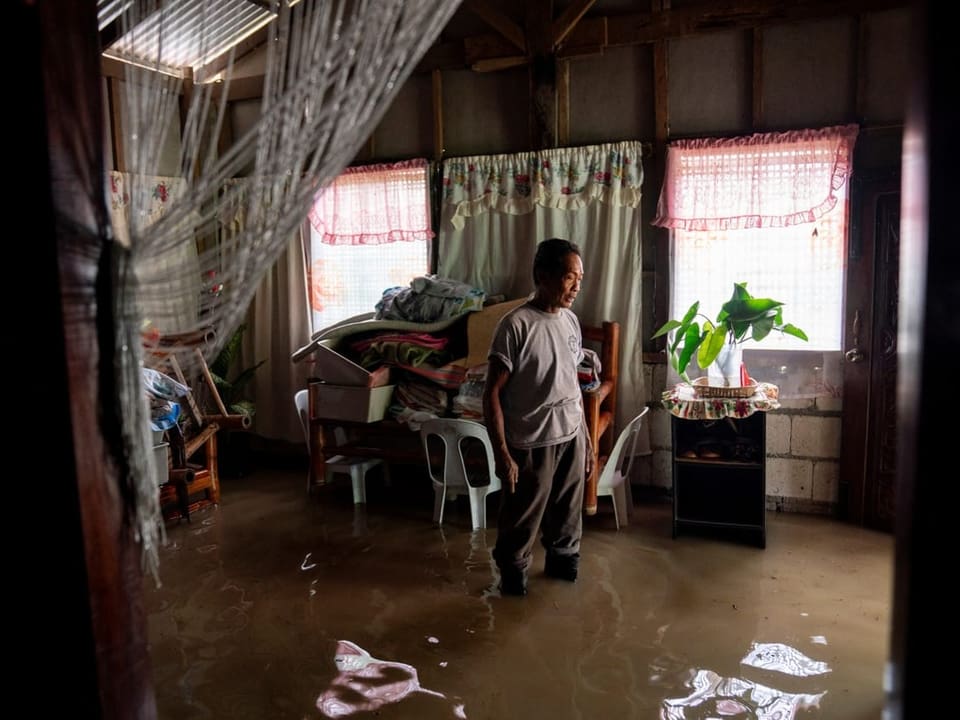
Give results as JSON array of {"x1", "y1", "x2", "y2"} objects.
[
  {"x1": 652, "y1": 124, "x2": 859, "y2": 230},
  {"x1": 438, "y1": 141, "x2": 648, "y2": 453},
  {"x1": 308, "y1": 159, "x2": 434, "y2": 245},
  {"x1": 441, "y1": 141, "x2": 644, "y2": 230},
  {"x1": 97, "y1": 0, "x2": 462, "y2": 577}
]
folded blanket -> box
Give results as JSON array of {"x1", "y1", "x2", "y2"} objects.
[{"x1": 376, "y1": 275, "x2": 485, "y2": 323}]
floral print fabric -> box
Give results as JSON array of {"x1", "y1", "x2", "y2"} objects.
[
  {"x1": 661, "y1": 382, "x2": 781, "y2": 420},
  {"x1": 441, "y1": 141, "x2": 644, "y2": 229}
]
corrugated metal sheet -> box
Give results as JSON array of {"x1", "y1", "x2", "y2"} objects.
[{"x1": 98, "y1": 0, "x2": 275, "y2": 75}]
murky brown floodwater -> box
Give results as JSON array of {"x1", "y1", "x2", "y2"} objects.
[{"x1": 145, "y1": 467, "x2": 892, "y2": 719}]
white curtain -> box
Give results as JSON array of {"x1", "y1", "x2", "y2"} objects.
[
  {"x1": 438, "y1": 142, "x2": 648, "y2": 449},
  {"x1": 240, "y1": 230, "x2": 313, "y2": 444}
]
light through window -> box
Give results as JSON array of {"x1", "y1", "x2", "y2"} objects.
[
  {"x1": 655, "y1": 127, "x2": 857, "y2": 397},
  {"x1": 671, "y1": 195, "x2": 846, "y2": 353},
  {"x1": 306, "y1": 160, "x2": 433, "y2": 333}
]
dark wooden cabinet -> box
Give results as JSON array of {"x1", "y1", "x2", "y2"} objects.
[{"x1": 671, "y1": 412, "x2": 767, "y2": 548}]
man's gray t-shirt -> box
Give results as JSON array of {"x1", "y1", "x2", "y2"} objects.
[{"x1": 488, "y1": 302, "x2": 584, "y2": 449}]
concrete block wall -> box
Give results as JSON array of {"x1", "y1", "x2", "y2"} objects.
[{"x1": 635, "y1": 362, "x2": 843, "y2": 516}]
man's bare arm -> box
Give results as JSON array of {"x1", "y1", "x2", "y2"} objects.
[{"x1": 482, "y1": 358, "x2": 519, "y2": 493}]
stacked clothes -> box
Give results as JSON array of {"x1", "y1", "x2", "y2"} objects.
[
  {"x1": 392, "y1": 374, "x2": 451, "y2": 416},
  {"x1": 350, "y1": 331, "x2": 451, "y2": 369},
  {"x1": 375, "y1": 275, "x2": 485, "y2": 323}
]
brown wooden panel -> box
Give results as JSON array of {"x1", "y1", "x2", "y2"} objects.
[
  {"x1": 840, "y1": 172, "x2": 900, "y2": 528},
  {"x1": 36, "y1": 1, "x2": 158, "y2": 717},
  {"x1": 864, "y1": 190, "x2": 900, "y2": 530}
]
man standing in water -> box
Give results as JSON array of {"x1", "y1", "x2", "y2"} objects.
[{"x1": 483, "y1": 238, "x2": 594, "y2": 596}]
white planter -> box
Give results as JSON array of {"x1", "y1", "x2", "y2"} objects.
[{"x1": 707, "y1": 343, "x2": 743, "y2": 387}]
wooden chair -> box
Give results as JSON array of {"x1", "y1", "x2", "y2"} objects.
[
  {"x1": 152, "y1": 348, "x2": 250, "y2": 522},
  {"x1": 581, "y1": 321, "x2": 620, "y2": 516}
]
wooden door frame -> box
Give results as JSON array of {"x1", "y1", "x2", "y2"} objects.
[
  {"x1": 840, "y1": 168, "x2": 900, "y2": 526},
  {"x1": 22, "y1": 2, "x2": 158, "y2": 718}
]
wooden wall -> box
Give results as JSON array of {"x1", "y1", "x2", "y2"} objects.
[{"x1": 104, "y1": 1, "x2": 912, "y2": 351}]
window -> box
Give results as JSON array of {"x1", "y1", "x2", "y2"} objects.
[
  {"x1": 306, "y1": 160, "x2": 433, "y2": 333},
  {"x1": 654, "y1": 126, "x2": 858, "y2": 397},
  {"x1": 671, "y1": 204, "x2": 846, "y2": 353}
]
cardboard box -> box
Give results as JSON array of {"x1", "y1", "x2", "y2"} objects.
[
  {"x1": 309, "y1": 341, "x2": 392, "y2": 388},
  {"x1": 311, "y1": 383, "x2": 395, "y2": 423}
]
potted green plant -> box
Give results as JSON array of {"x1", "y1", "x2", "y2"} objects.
[
  {"x1": 652, "y1": 282, "x2": 808, "y2": 386},
  {"x1": 209, "y1": 323, "x2": 265, "y2": 476}
]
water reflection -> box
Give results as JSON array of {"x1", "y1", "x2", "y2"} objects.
[
  {"x1": 661, "y1": 643, "x2": 830, "y2": 719},
  {"x1": 661, "y1": 669, "x2": 825, "y2": 719},
  {"x1": 316, "y1": 640, "x2": 466, "y2": 718},
  {"x1": 741, "y1": 642, "x2": 831, "y2": 677}
]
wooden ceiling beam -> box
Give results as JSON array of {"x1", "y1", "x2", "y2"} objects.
[
  {"x1": 101, "y1": 55, "x2": 129, "y2": 80},
  {"x1": 605, "y1": 0, "x2": 909, "y2": 47},
  {"x1": 552, "y1": 0, "x2": 597, "y2": 49},
  {"x1": 472, "y1": 55, "x2": 529, "y2": 72},
  {"x1": 555, "y1": 16, "x2": 606, "y2": 58},
  {"x1": 414, "y1": 0, "x2": 908, "y2": 73},
  {"x1": 465, "y1": 0, "x2": 527, "y2": 53}
]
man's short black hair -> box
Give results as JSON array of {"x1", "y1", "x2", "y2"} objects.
[{"x1": 533, "y1": 238, "x2": 581, "y2": 283}]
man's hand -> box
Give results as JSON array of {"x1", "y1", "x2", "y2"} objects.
[
  {"x1": 585, "y1": 446, "x2": 596, "y2": 477},
  {"x1": 495, "y1": 453, "x2": 519, "y2": 494}
]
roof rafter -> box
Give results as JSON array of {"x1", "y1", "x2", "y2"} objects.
[{"x1": 417, "y1": 0, "x2": 908, "y2": 73}]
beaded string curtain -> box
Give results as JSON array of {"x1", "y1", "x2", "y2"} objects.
[{"x1": 107, "y1": 0, "x2": 461, "y2": 578}]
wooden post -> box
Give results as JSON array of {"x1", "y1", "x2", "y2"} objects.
[
  {"x1": 557, "y1": 59, "x2": 570, "y2": 147},
  {"x1": 526, "y1": 0, "x2": 556, "y2": 150},
  {"x1": 750, "y1": 27, "x2": 764, "y2": 130},
  {"x1": 432, "y1": 69, "x2": 444, "y2": 161},
  {"x1": 26, "y1": 1, "x2": 157, "y2": 717}
]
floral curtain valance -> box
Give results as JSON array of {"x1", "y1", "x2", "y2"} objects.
[
  {"x1": 308, "y1": 158, "x2": 434, "y2": 245},
  {"x1": 441, "y1": 141, "x2": 645, "y2": 230},
  {"x1": 651, "y1": 124, "x2": 859, "y2": 231}
]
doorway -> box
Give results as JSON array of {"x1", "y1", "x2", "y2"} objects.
[{"x1": 840, "y1": 171, "x2": 901, "y2": 532}]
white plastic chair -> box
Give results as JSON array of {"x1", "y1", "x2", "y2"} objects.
[
  {"x1": 420, "y1": 418, "x2": 503, "y2": 530},
  {"x1": 294, "y1": 389, "x2": 384, "y2": 503},
  {"x1": 596, "y1": 406, "x2": 650, "y2": 529}
]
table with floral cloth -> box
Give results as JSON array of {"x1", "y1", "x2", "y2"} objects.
[{"x1": 661, "y1": 382, "x2": 781, "y2": 420}]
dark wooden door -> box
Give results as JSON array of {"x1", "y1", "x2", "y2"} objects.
[{"x1": 840, "y1": 172, "x2": 901, "y2": 532}]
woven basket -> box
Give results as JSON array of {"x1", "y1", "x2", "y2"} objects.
[{"x1": 692, "y1": 377, "x2": 758, "y2": 399}]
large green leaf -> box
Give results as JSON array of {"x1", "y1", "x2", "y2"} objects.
[
  {"x1": 721, "y1": 297, "x2": 784, "y2": 322},
  {"x1": 751, "y1": 315, "x2": 776, "y2": 342},
  {"x1": 676, "y1": 324, "x2": 704, "y2": 378},
  {"x1": 731, "y1": 282, "x2": 752, "y2": 301},
  {"x1": 778, "y1": 323, "x2": 809, "y2": 341},
  {"x1": 697, "y1": 324, "x2": 728, "y2": 368},
  {"x1": 680, "y1": 301, "x2": 700, "y2": 326},
  {"x1": 651, "y1": 319, "x2": 682, "y2": 340}
]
